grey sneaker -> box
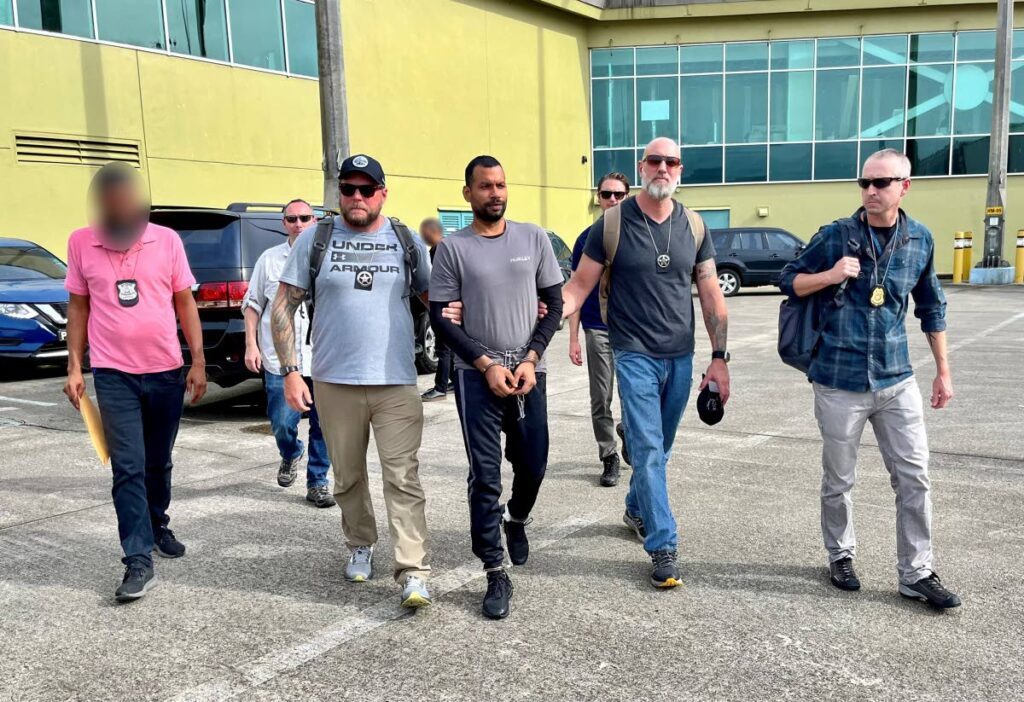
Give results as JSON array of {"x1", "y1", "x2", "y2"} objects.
[
  {"x1": 115, "y1": 564, "x2": 157, "y2": 602},
  {"x1": 401, "y1": 575, "x2": 432, "y2": 608},
  {"x1": 305, "y1": 485, "x2": 336, "y2": 508},
  {"x1": 623, "y1": 510, "x2": 646, "y2": 543},
  {"x1": 421, "y1": 388, "x2": 446, "y2": 402},
  {"x1": 345, "y1": 545, "x2": 374, "y2": 582},
  {"x1": 277, "y1": 447, "x2": 304, "y2": 487}
]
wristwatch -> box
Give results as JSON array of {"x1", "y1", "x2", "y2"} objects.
[
  {"x1": 280, "y1": 365, "x2": 301, "y2": 376},
  {"x1": 711, "y1": 350, "x2": 730, "y2": 364}
]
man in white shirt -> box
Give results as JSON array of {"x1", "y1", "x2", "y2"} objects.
[{"x1": 244, "y1": 199, "x2": 334, "y2": 508}]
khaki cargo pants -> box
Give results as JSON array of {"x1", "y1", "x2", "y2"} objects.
[{"x1": 313, "y1": 382, "x2": 430, "y2": 582}]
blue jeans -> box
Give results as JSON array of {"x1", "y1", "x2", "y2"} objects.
[
  {"x1": 93, "y1": 367, "x2": 185, "y2": 569},
  {"x1": 614, "y1": 351, "x2": 694, "y2": 554},
  {"x1": 264, "y1": 372, "x2": 330, "y2": 488}
]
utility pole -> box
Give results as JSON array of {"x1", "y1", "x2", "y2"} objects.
[
  {"x1": 314, "y1": 0, "x2": 349, "y2": 211},
  {"x1": 982, "y1": 0, "x2": 1013, "y2": 269}
]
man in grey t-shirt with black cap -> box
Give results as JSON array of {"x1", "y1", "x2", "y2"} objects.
[{"x1": 430, "y1": 155, "x2": 564, "y2": 620}]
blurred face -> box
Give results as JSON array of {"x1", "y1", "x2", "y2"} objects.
[
  {"x1": 860, "y1": 156, "x2": 910, "y2": 218},
  {"x1": 96, "y1": 182, "x2": 148, "y2": 249},
  {"x1": 282, "y1": 201, "x2": 315, "y2": 238},
  {"x1": 463, "y1": 166, "x2": 507, "y2": 223},
  {"x1": 597, "y1": 178, "x2": 629, "y2": 212},
  {"x1": 420, "y1": 223, "x2": 444, "y2": 247},
  {"x1": 639, "y1": 139, "x2": 682, "y2": 201},
  {"x1": 339, "y1": 173, "x2": 386, "y2": 228}
]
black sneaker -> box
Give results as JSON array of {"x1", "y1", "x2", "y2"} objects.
[
  {"x1": 616, "y1": 423, "x2": 631, "y2": 467},
  {"x1": 153, "y1": 529, "x2": 186, "y2": 559},
  {"x1": 482, "y1": 569, "x2": 513, "y2": 620},
  {"x1": 115, "y1": 564, "x2": 157, "y2": 602},
  {"x1": 899, "y1": 573, "x2": 962, "y2": 609},
  {"x1": 421, "y1": 388, "x2": 447, "y2": 402},
  {"x1": 502, "y1": 508, "x2": 531, "y2": 566},
  {"x1": 829, "y1": 557, "x2": 861, "y2": 591},
  {"x1": 600, "y1": 454, "x2": 621, "y2": 487},
  {"x1": 306, "y1": 485, "x2": 336, "y2": 508},
  {"x1": 277, "y1": 448, "x2": 304, "y2": 487},
  {"x1": 650, "y1": 549, "x2": 681, "y2": 588},
  {"x1": 623, "y1": 511, "x2": 646, "y2": 543}
]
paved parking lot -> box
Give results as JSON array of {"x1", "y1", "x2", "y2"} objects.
[{"x1": 1, "y1": 286, "x2": 1022, "y2": 701}]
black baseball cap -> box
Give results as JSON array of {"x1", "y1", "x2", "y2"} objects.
[
  {"x1": 696, "y1": 379, "x2": 725, "y2": 426},
  {"x1": 339, "y1": 154, "x2": 385, "y2": 185}
]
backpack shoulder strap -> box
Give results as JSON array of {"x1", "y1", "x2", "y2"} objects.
[
  {"x1": 389, "y1": 217, "x2": 418, "y2": 298},
  {"x1": 683, "y1": 206, "x2": 706, "y2": 253},
  {"x1": 308, "y1": 218, "x2": 334, "y2": 289},
  {"x1": 602, "y1": 203, "x2": 622, "y2": 265}
]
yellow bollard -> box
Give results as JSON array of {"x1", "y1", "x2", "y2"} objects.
[
  {"x1": 952, "y1": 231, "x2": 965, "y2": 283},
  {"x1": 963, "y1": 231, "x2": 974, "y2": 274},
  {"x1": 1015, "y1": 230, "x2": 1024, "y2": 284}
]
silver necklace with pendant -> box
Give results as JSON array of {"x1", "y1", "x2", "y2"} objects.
[{"x1": 641, "y1": 205, "x2": 673, "y2": 272}]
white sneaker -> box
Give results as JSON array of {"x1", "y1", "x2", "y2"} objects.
[
  {"x1": 401, "y1": 575, "x2": 432, "y2": 609},
  {"x1": 345, "y1": 545, "x2": 374, "y2": 582}
]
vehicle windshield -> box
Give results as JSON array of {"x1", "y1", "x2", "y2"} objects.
[{"x1": 0, "y1": 246, "x2": 67, "y2": 281}]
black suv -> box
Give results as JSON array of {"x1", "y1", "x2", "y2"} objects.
[
  {"x1": 711, "y1": 227, "x2": 805, "y2": 297},
  {"x1": 150, "y1": 203, "x2": 437, "y2": 388}
]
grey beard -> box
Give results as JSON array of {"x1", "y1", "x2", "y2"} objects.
[{"x1": 642, "y1": 179, "x2": 676, "y2": 200}]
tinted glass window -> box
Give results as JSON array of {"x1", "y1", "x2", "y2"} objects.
[
  {"x1": 285, "y1": 0, "x2": 317, "y2": 76},
  {"x1": 1, "y1": 0, "x2": 13, "y2": 25},
  {"x1": 167, "y1": 0, "x2": 229, "y2": 61},
  {"x1": 735, "y1": 232, "x2": 764, "y2": 250},
  {"x1": 16, "y1": 0, "x2": 93, "y2": 37},
  {"x1": 150, "y1": 214, "x2": 242, "y2": 269},
  {"x1": 547, "y1": 233, "x2": 571, "y2": 262},
  {"x1": 229, "y1": 0, "x2": 285, "y2": 71},
  {"x1": 0, "y1": 246, "x2": 67, "y2": 280},
  {"x1": 766, "y1": 232, "x2": 798, "y2": 251},
  {"x1": 95, "y1": 0, "x2": 164, "y2": 49},
  {"x1": 711, "y1": 232, "x2": 729, "y2": 250}
]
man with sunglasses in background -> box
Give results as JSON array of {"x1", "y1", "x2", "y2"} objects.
[
  {"x1": 271, "y1": 154, "x2": 433, "y2": 609},
  {"x1": 779, "y1": 148, "x2": 960, "y2": 609},
  {"x1": 243, "y1": 199, "x2": 334, "y2": 508},
  {"x1": 568, "y1": 171, "x2": 630, "y2": 487},
  {"x1": 561, "y1": 138, "x2": 730, "y2": 589}
]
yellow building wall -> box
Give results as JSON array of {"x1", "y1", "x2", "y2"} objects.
[
  {"x1": 585, "y1": 3, "x2": 1024, "y2": 269},
  {"x1": 0, "y1": 0, "x2": 593, "y2": 261}
]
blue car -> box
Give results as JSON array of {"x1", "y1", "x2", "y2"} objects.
[{"x1": 0, "y1": 238, "x2": 70, "y2": 362}]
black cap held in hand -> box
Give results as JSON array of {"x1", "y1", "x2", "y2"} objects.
[
  {"x1": 697, "y1": 380, "x2": 724, "y2": 426},
  {"x1": 339, "y1": 154, "x2": 385, "y2": 185}
]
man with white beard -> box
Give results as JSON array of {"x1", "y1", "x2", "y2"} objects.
[{"x1": 560, "y1": 137, "x2": 731, "y2": 588}]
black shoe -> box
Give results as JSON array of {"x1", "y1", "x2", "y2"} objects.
[
  {"x1": 306, "y1": 485, "x2": 336, "y2": 508},
  {"x1": 277, "y1": 449, "x2": 303, "y2": 487},
  {"x1": 421, "y1": 388, "x2": 447, "y2": 402},
  {"x1": 446, "y1": 381, "x2": 455, "y2": 393},
  {"x1": 616, "y1": 423, "x2": 631, "y2": 467},
  {"x1": 153, "y1": 528, "x2": 186, "y2": 558},
  {"x1": 829, "y1": 557, "x2": 861, "y2": 591},
  {"x1": 502, "y1": 508, "x2": 531, "y2": 566},
  {"x1": 600, "y1": 454, "x2": 621, "y2": 487},
  {"x1": 623, "y1": 511, "x2": 646, "y2": 543},
  {"x1": 115, "y1": 564, "x2": 157, "y2": 602},
  {"x1": 899, "y1": 573, "x2": 962, "y2": 609},
  {"x1": 650, "y1": 549, "x2": 681, "y2": 588},
  {"x1": 482, "y1": 569, "x2": 513, "y2": 620}
]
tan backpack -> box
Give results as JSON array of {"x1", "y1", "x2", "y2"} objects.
[{"x1": 598, "y1": 200, "x2": 707, "y2": 324}]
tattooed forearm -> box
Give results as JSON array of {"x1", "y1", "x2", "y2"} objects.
[
  {"x1": 703, "y1": 307, "x2": 728, "y2": 352},
  {"x1": 271, "y1": 283, "x2": 306, "y2": 368},
  {"x1": 926, "y1": 331, "x2": 948, "y2": 369},
  {"x1": 695, "y1": 258, "x2": 717, "y2": 282}
]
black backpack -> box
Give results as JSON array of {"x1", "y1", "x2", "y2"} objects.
[{"x1": 305, "y1": 216, "x2": 419, "y2": 342}]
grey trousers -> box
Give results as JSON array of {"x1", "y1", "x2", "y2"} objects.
[
  {"x1": 584, "y1": 328, "x2": 617, "y2": 460},
  {"x1": 813, "y1": 377, "x2": 934, "y2": 585}
]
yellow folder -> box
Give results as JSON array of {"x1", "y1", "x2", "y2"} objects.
[{"x1": 79, "y1": 394, "x2": 110, "y2": 466}]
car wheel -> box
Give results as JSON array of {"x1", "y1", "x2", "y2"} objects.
[
  {"x1": 416, "y1": 324, "x2": 439, "y2": 374},
  {"x1": 718, "y1": 269, "x2": 741, "y2": 297}
]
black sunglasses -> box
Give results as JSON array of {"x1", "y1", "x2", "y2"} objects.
[
  {"x1": 643, "y1": 155, "x2": 682, "y2": 168},
  {"x1": 284, "y1": 214, "x2": 315, "y2": 224},
  {"x1": 857, "y1": 177, "x2": 906, "y2": 190},
  {"x1": 339, "y1": 183, "x2": 384, "y2": 198},
  {"x1": 599, "y1": 190, "x2": 628, "y2": 201}
]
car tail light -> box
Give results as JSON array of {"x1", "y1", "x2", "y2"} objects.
[{"x1": 195, "y1": 281, "x2": 248, "y2": 309}]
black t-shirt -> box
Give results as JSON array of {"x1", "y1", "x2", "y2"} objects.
[{"x1": 583, "y1": 198, "x2": 715, "y2": 357}]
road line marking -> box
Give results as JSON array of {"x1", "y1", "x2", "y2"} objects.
[
  {"x1": 168, "y1": 514, "x2": 602, "y2": 702},
  {"x1": 0, "y1": 395, "x2": 57, "y2": 407},
  {"x1": 914, "y1": 309, "x2": 1024, "y2": 367},
  {"x1": 0, "y1": 407, "x2": 16, "y2": 412}
]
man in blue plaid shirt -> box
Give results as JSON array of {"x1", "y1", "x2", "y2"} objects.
[{"x1": 779, "y1": 148, "x2": 960, "y2": 610}]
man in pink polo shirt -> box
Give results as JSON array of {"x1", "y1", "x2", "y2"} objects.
[{"x1": 63, "y1": 163, "x2": 207, "y2": 603}]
